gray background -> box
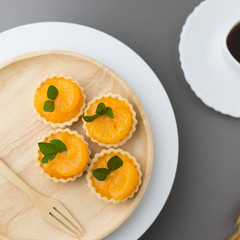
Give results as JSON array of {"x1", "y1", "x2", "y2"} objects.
[{"x1": 0, "y1": 0, "x2": 238, "y2": 239}]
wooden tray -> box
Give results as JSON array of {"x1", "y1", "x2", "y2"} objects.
[{"x1": 0, "y1": 50, "x2": 153, "y2": 240}]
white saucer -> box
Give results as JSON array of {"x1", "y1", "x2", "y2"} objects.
[
  {"x1": 179, "y1": 0, "x2": 240, "y2": 117},
  {"x1": 0, "y1": 22, "x2": 178, "y2": 239}
]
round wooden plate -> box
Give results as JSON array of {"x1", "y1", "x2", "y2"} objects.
[{"x1": 0, "y1": 50, "x2": 153, "y2": 240}]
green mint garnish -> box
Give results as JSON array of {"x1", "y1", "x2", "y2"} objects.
[
  {"x1": 38, "y1": 139, "x2": 67, "y2": 163},
  {"x1": 93, "y1": 168, "x2": 110, "y2": 181},
  {"x1": 38, "y1": 142, "x2": 58, "y2": 155},
  {"x1": 43, "y1": 85, "x2": 59, "y2": 112},
  {"x1": 93, "y1": 155, "x2": 123, "y2": 181},
  {"x1": 107, "y1": 155, "x2": 123, "y2": 171},
  {"x1": 50, "y1": 139, "x2": 67, "y2": 152},
  {"x1": 41, "y1": 153, "x2": 57, "y2": 163},
  {"x1": 96, "y1": 102, "x2": 107, "y2": 114},
  {"x1": 83, "y1": 102, "x2": 114, "y2": 122},
  {"x1": 83, "y1": 114, "x2": 99, "y2": 122},
  {"x1": 43, "y1": 100, "x2": 55, "y2": 112},
  {"x1": 47, "y1": 85, "x2": 58, "y2": 100},
  {"x1": 105, "y1": 107, "x2": 114, "y2": 118}
]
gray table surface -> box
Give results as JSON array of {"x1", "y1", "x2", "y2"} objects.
[{"x1": 0, "y1": 0, "x2": 238, "y2": 239}]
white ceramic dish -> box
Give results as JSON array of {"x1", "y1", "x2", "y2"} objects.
[
  {"x1": 179, "y1": 0, "x2": 240, "y2": 117},
  {"x1": 0, "y1": 22, "x2": 179, "y2": 240}
]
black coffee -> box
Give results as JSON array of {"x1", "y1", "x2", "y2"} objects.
[{"x1": 227, "y1": 22, "x2": 240, "y2": 63}]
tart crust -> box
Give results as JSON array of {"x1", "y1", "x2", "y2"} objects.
[
  {"x1": 36, "y1": 128, "x2": 91, "y2": 183},
  {"x1": 33, "y1": 75, "x2": 86, "y2": 128},
  {"x1": 82, "y1": 93, "x2": 137, "y2": 148},
  {"x1": 86, "y1": 148, "x2": 142, "y2": 203}
]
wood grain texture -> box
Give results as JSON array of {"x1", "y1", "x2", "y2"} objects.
[{"x1": 0, "y1": 50, "x2": 153, "y2": 240}]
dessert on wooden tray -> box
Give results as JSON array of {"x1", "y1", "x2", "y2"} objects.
[
  {"x1": 83, "y1": 93, "x2": 137, "y2": 148},
  {"x1": 34, "y1": 76, "x2": 85, "y2": 128},
  {"x1": 86, "y1": 148, "x2": 142, "y2": 203},
  {"x1": 36, "y1": 129, "x2": 90, "y2": 183}
]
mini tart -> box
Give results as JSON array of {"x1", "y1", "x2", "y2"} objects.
[
  {"x1": 83, "y1": 93, "x2": 137, "y2": 148},
  {"x1": 36, "y1": 129, "x2": 91, "y2": 183},
  {"x1": 86, "y1": 148, "x2": 142, "y2": 203},
  {"x1": 34, "y1": 75, "x2": 86, "y2": 128}
]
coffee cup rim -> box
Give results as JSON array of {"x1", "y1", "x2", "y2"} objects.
[{"x1": 223, "y1": 20, "x2": 240, "y2": 70}]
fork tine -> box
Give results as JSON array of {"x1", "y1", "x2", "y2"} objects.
[
  {"x1": 41, "y1": 210, "x2": 81, "y2": 239},
  {"x1": 53, "y1": 203, "x2": 85, "y2": 233},
  {"x1": 49, "y1": 211, "x2": 81, "y2": 239},
  {"x1": 48, "y1": 206, "x2": 83, "y2": 237}
]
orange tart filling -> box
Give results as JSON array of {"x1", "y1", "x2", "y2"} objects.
[
  {"x1": 83, "y1": 94, "x2": 137, "y2": 147},
  {"x1": 34, "y1": 76, "x2": 85, "y2": 126},
  {"x1": 87, "y1": 149, "x2": 141, "y2": 202},
  {"x1": 38, "y1": 130, "x2": 89, "y2": 181}
]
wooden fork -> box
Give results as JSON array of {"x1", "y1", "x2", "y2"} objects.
[{"x1": 0, "y1": 159, "x2": 84, "y2": 239}]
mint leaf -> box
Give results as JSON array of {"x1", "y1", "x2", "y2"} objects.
[
  {"x1": 92, "y1": 155, "x2": 123, "y2": 181},
  {"x1": 96, "y1": 102, "x2": 107, "y2": 114},
  {"x1": 47, "y1": 85, "x2": 58, "y2": 100},
  {"x1": 43, "y1": 100, "x2": 55, "y2": 112},
  {"x1": 42, "y1": 153, "x2": 57, "y2": 163},
  {"x1": 105, "y1": 107, "x2": 114, "y2": 118},
  {"x1": 83, "y1": 114, "x2": 99, "y2": 122},
  {"x1": 41, "y1": 156, "x2": 49, "y2": 163},
  {"x1": 43, "y1": 85, "x2": 58, "y2": 112},
  {"x1": 38, "y1": 142, "x2": 58, "y2": 155},
  {"x1": 107, "y1": 155, "x2": 123, "y2": 171},
  {"x1": 50, "y1": 139, "x2": 67, "y2": 152},
  {"x1": 93, "y1": 168, "x2": 110, "y2": 181},
  {"x1": 39, "y1": 140, "x2": 67, "y2": 163},
  {"x1": 83, "y1": 102, "x2": 114, "y2": 122}
]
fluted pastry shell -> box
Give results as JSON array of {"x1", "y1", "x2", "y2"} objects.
[
  {"x1": 86, "y1": 148, "x2": 142, "y2": 203},
  {"x1": 33, "y1": 75, "x2": 86, "y2": 128},
  {"x1": 82, "y1": 93, "x2": 137, "y2": 148},
  {"x1": 36, "y1": 128, "x2": 91, "y2": 183}
]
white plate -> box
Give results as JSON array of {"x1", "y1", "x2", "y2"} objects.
[
  {"x1": 179, "y1": 0, "x2": 240, "y2": 117},
  {"x1": 0, "y1": 22, "x2": 178, "y2": 240}
]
